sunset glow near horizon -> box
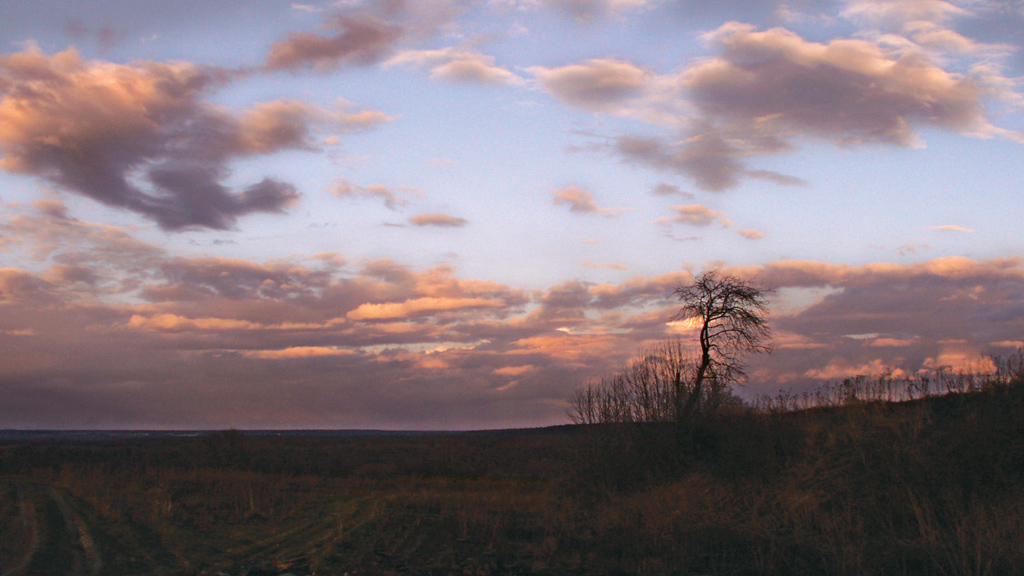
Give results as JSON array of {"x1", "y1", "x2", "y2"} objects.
[{"x1": 1, "y1": 0, "x2": 1023, "y2": 429}]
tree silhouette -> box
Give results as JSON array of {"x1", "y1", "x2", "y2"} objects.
[{"x1": 673, "y1": 270, "x2": 771, "y2": 428}]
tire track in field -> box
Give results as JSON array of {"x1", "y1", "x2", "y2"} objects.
[
  {"x1": 1, "y1": 485, "x2": 40, "y2": 576},
  {"x1": 4, "y1": 485, "x2": 104, "y2": 576},
  {"x1": 50, "y1": 488, "x2": 103, "y2": 575}
]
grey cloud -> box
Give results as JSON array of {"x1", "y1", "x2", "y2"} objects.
[
  {"x1": 615, "y1": 134, "x2": 750, "y2": 192},
  {"x1": 540, "y1": 0, "x2": 654, "y2": 21},
  {"x1": 747, "y1": 170, "x2": 808, "y2": 186},
  {"x1": 62, "y1": 18, "x2": 128, "y2": 51},
  {"x1": 264, "y1": 0, "x2": 472, "y2": 72},
  {"x1": 158, "y1": 257, "x2": 334, "y2": 300},
  {"x1": 663, "y1": 0, "x2": 836, "y2": 24},
  {"x1": 540, "y1": 20, "x2": 1014, "y2": 191},
  {"x1": 651, "y1": 183, "x2": 694, "y2": 199},
  {"x1": 0, "y1": 49, "x2": 385, "y2": 230},
  {"x1": 265, "y1": 14, "x2": 404, "y2": 71},
  {"x1": 654, "y1": 20, "x2": 1007, "y2": 189},
  {"x1": 687, "y1": 23, "x2": 989, "y2": 145}
]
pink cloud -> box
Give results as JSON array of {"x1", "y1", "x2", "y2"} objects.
[
  {"x1": 530, "y1": 59, "x2": 650, "y2": 113},
  {"x1": 551, "y1": 186, "x2": 625, "y2": 217},
  {"x1": 408, "y1": 213, "x2": 468, "y2": 227}
]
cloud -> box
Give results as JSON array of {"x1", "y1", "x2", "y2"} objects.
[
  {"x1": 157, "y1": 256, "x2": 334, "y2": 300},
  {"x1": 385, "y1": 48, "x2": 524, "y2": 85},
  {"x1": 738, "y1": 229, "x2": 765, "y2": 239},
  {"x1": 804, "y1": 357, "x2": 902, "y2": 380},
  {"x1": 931, "y1": 224, "x2": 974, "y2": 232},
  {"x1": 582, "y1": 261, "x2": 629, "y2": 271},
  {"x1": 539, "y1": 22, "x2": 1019, "y2": 191},
  {"x1": 126, "y1": 313, "x2": 348, "y2": 332},
  {"x1": 31, "y1": 199, "x2": 70, "y2": 220},
  {"x1": 669, "y1": 22, "x2": 1001, "y2": 186},
  {"x1": 0, "y1": 48, "x2": 388, "y2": 229},
  {"x1": 655, "y1": 204, "x2": 731, "y2": 227},
  {"x1": 245, "y1": 346, "x2": 355, "y2": 359},
  {"x1": 869, "y1": 337, "x2": 917, "y2": 347},
  {"x1": 265, "y1": 0, "x2": 470, "y2": 72},
  {"x1": 992, "y1": 340, "x2": 1024, "y2": 349},
  {"x1": 650, "y1": 183, "x2": 694, "y2": 198},
  {"x1": 290, "y1": 3, "x2": 323, "y2": 13},
  {"x1": 128, "y1": 314, "x2": 263, "y2": 331},
  {"x1": 529, "y1": 59, "x2": 651, "y2": 113},
  {"x1": 504, "y1": 0, "x2": 655, "y2": 21},
  {"x1": 63, "y1": 18, "x2": 128, "y2": 51},
  {"x1": 0, "y1": 267, "x2": 56, "y2": 302},
  {"x1": 408, "y1": 213, "x2": 469, "y2": 227},
  {"x1": 690, "y1": 23, "x2": 993, "y2": 140},
  {"x1": 902, "y1": 21, "x2": 1015, "y2": 57},
  {"x1": 541, "y1": 0, "x2": 655, "y2": 20},
  {"x1": 493, "y1": 364, "x2": 536, "y2": 376},
  {"x1": 587, "y1": 270, "x2": 693, "y2": 309},
  {"x1": 551, "y1": 186, "x2": 624, "y2": 217},
  {"x1": 265, "y1": 13, "x2": 404, "y2": 71},
  {"x1": 840, "y1": 0, "x2": 969, "y2": 27},
  {"x1": 614, "y1": 133, "x2": 756, "y2": 192},
  {"x1": 328, "y1": 179, "x2": 418, "y2": 210},
  {"x1": 347, "y1": 297, "x2": 507, "y2": 320},
  {"x1": 923, "y1": 347, "x2": 996, "y2": 373},
  {"x1": 428, "y1": 157, "x2": 457, "y2": 168}
]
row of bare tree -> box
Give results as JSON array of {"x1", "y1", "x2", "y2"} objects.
[{"x1": 567, "y1": 339, "x2": 743, "y2": 425}]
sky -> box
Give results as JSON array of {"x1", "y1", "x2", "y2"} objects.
[{"x1": 0, "y1": 0, "x2": 1022, "y2": 429}]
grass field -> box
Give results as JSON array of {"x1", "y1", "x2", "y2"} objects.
[{"x1": 2, "y1": 375, "x2": 1024, "y2": 575}]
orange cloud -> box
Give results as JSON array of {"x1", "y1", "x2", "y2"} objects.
[
  {"x1": 552, "y1": 186, "x2": 626, "y2": 217},
  {"x1": 347, "y1": 297, "x2": 506, "y2": 321},
  {"x1": 408, "y1": 213, "x2": 469, "y2": 227},
  {"x1": 511, "y1": 333, "x2": 622, "y2": 362},
  {"x1": 655, "y1": 204, "x2": 731, "y2": 227},
  {"x1": 869, "y1": 337, "x2": 917, "y2": 347},
  {"x1": 245, "y1": 346, "x2": 355, "y2": 359},
  {"x1": 126, "y1": 314, "x2": 347, "y2": 332},
  {"x1": 493, "y1": 365, "x2": 536, "y2": 376},
  {"x1": 804, "y1": 358, "x2": 903, "y2": 380}
]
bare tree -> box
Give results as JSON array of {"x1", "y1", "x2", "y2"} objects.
[
  {"x1": 673, "y1": 270, "x2": 772, "y2": 427},
  {"x1": 567, "y1": 339, "x2": 744, "y2": 425}
]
